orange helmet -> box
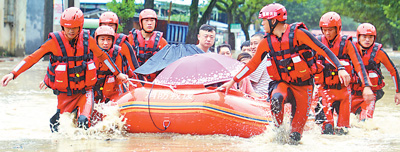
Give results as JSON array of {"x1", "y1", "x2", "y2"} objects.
[
  {"x1": 319, "y1": 12, "x2": 342, "y2": 33},
  {"x1": 258, "y1": 3, "x2": 287, "y2": 22},
  {"x1": 357, "y1": 23, "x2": 376, "y2": 38},
  {"x1": 139, "y1": 9, "x2": 158, "y2": 30},
  {"x1": 60, "y1": 7, "x2": 84, "y2": 30},
  {"x1": 95, "y1": 26, "x2": 115, "y2": 40},
  {"x1": 99, "y1": 11, "x2": 119, "y2": 32}
]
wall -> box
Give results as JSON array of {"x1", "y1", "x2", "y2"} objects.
[
  {"x1": 25, "y1": 0, "x2": 44, "y2": 54},
  {"x1": 0, "y1": 0, "x2": 27, "y2": 57}
]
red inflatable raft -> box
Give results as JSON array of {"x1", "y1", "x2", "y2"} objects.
[{"x1": 115, "y1": 83, "x2": 275, "y2": 138}]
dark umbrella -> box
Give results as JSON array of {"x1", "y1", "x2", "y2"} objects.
[
  {"x1": 154, "y1": 53, "x2": 244, "y2": 85},
  {"x1": 134, "y1": 44, "x2": 205, "y2": 75}
]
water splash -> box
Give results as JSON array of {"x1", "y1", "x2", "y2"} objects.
[{"x1": 52, "y1": 103, "x2": 127, "y2": 140}]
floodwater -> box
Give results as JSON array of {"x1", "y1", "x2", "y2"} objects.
[{"x1": 1, "y1": 54, "x2": 400, "y2": 152}]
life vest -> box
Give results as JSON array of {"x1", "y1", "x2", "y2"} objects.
[
  {"x1": 129, "y1": 29, "x2": 163, "y2": 65},
  {"x1": 94, "y1": 45, "x2": 127, "y2": 102},
  {"x1": 114, "y1": 33, "x2": 128, "y2": 47},
  {"x1": 265, "y1": 22, "x2": 322, "y2": 85},
  {"x1": 314, "y1": 35, "x2": 353, "y2": 89},
  {"x1": 114, "y1": 33, "x2": 141, "y2": 79},
  {"x1": 353, "y1": 43, "x2": 385, "y2": 91},
  {"x1": 44, "y1": 30, "x2": 97, "y2": 96}
]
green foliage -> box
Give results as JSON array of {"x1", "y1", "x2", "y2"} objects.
[
  {"x1": 322, "y1": 0, "x2": 400, "y2": 48},
  {"x1": 106, "y1": 0, "x2": 136, "y2": 33},
  {"x1": 278, "y1": 0, "x2": 323, "y2": 30},
  {"x1": 169, "y1": 14, "x2": 190, "y2": 22}
]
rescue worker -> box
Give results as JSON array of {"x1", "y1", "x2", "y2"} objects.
[
  {"x1": 221, "y1": 3, "x2": 350, "y2": 142},
  {"x1": 1, "y1": 7, "x2": 129, "y2": 132},
  {"x1": 314, "y1": 12, "x2": 374, "y2": 135},
  {"x1": 93, "y1": 26, "x2": 127, "y2": 103},
  {"x1": 351, "y1": 23, "x2": 400, "y2": 120},
  {"x1": 99, "y1": 11, "x2": 141, "y2": 79},
  {"x1": 128, "y1": 9, "x2": 168, "y2": 81}
]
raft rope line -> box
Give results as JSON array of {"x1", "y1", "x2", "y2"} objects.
[
  {"x1": 127, "y1": 78, "x2": 225, "y2": 131},
  {"x1": 147, "y1": 81, "x2": 170, "y2": 131}
]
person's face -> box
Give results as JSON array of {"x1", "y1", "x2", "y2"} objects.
[
  {"x1": 359, "y1": 35, "x2": 375, "y2": 48},
  {"x1": 218, "y1": 47, "x2": 232, "y2": 57},
  {"x1": 241, "y1": 46, "x2": 251, "y2": 54},
  {"x1": 142, "y1": 18, "x2": 156, "y2": 32},
  {"x1": 100, "y1": 23, "x2": 117, "y2": 32},
  {"x1": 321, "y1": 27, "x2": 337, "y2": 41},
  {"x1": 63, "y1": 27, "x2": 80, "y2": 40},
  {"x1": 97, "y1": 35, "x2": 113, "y2": 50},
  {"x1": 198, "y1": 30, "x2": 216, "y2": 49},
  {"x1": 240, "y1": 58, "x2": 251, "y2": 64},
  {"x1": 250, "y1": 36, "x2": 262, "y2": 56},
  {"x1": 261, "y1": 18, "x2": 271, "y2": 33}
]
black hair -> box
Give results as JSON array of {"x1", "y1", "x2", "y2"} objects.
[
  {"x1": 251, "y1": 33, "x2": 265, "y2": 40},
  {"x1": 237, "y1": 52, "x2": 252, "y2": 62},
  {"x1": 216, "y1": 44, "x2": 231, "y2": 53},
  {"x1": 199, "y1": 24, "x2": 216, "y2": 32},
  {"x1": 240, "y1": 40, "x2": 250, "y2": 50}
]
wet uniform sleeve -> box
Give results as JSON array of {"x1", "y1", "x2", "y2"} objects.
[
  {"x1": 346, "y1": 40, "x2": 371, "y2": 87},
  {"x1": 89, "y1": 37, "x2": 121, "y2": 76},
  {"x1": 233, "y1": 38, "x2": 268, "y2": 82},
  {"x1": 11, "y1": 40, "x2": 54, "y2": 79},
  {"x1": 121, "y1": 41, "x2": 139, "y2": 70},
  {"x1": 297, "y1": 28, "x2": 342, "y2": 69},
  {"x1": 376, "y1": 49, "x2": 400, "y2": 92}
]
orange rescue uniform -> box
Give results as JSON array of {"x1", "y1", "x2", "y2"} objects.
[
  {"x1": 233, "y1": 23, "x2": 343, "y2": 137},
  {"x1": 351, "y1": 42, "x2": 400, "y2": 120},
  {"x1": 314, "y1": 34, "x2": 370, "y2": 131},
  {"x1": 128, "y1": 29, "x2": 168, "y2": 81},
  {"x1": 11, "y1": 30, "x2": 121, "y2": 130}
]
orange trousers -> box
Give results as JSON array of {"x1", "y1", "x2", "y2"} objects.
[
  {"x1": 269, "y1": 81, "x2": 313, "y2": 136},
  {"x1": 317, "y1": 85, "x2": 351, "y2": 128},
  {"x1": 350, "y1": 90, "x2": 383, "y2": 120}
]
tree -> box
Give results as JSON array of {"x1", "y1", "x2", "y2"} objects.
[
  {"x1": 106, "y1": 0, "x2": 136, "y2": 34},
  {"x1": 323, "y1": 0, "x2": 400, "y2": 50},
  {"x1": 144, "y1": 0, "x2": 154, "y2": 9},
  {"x1": 236, "y1": 0, "x2": 270, "y2": 41},
  {"x1": 280, "y1": 0, "x2": 323, "y2": 30},
  {"x1": 185, "y1": 0, "x2": 218, "y2": 44},
  {"x1": 216, "y1": 0, "x2": 245, "y2": 49}
]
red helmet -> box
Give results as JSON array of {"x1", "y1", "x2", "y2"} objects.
[
  {"x1": 357, "y1": 23, "x2": 376, "y2": 38},
  {"x1": 99, "y1": 11, "x2": 119, "y2": 31},
  {"x1": 139, "y1": 9, "x2": 158, "y2": 30},
  {"x1": 60, "y1": 7, "x2": 84, "y2": 30},
  {"x1": 319, "y1": 12, "x2": 342, "y2": 33},
  {"x1": 95, "y1": 26, "x2": 115, "y2": 40},
  {"x1": 258, "y1": 3, "x2": 287, "y2": 22}
]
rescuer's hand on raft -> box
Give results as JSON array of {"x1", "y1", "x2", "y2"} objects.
[
  {"x1": 39, "y1": 81, "x2": 48, "y2": 90},
  {"x1": 338, "y1": 69, "x2": 350, "y2": 86},
  {"x1": 363, "y1": 86, "x2": 375, "y2": 104},
  {"x1": 117, "y1": 73, "x2": 129, "y2": 83},
  {"x1": 395, "y1": 93, "x2": 400, "y2": 105},
  {"x1": 1, "y1": 73, "x2": 14, "y2": 87},
  {"x1": 219, "y1": 79, "x2": 235, "y2": 94}
]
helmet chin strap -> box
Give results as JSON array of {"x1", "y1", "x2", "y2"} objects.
[
  {"x1": 358, "y1": 41, "x2": 372, "y2": 50},
  {"x1": 142, "y1": 27, "x2": 154, "y2": 33},
  {"x1": 268, "y1": 19, "x2": 279, "y2": 34}
]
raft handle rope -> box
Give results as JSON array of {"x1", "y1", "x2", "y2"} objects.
[
  {"x1": 127, "y1": 78, "x2": 218, "y2": 95},
  {"x1": 127, "y1": 78, "x2": 225, "y2": 131},
  {"x1": 147, "y1": 81, "x2": 169, "y2": 131}
]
